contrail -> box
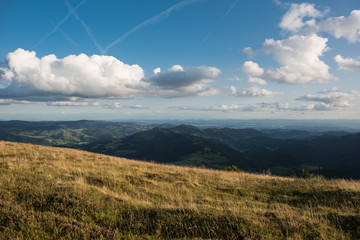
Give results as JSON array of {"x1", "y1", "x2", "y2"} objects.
[
  {"x1": 63, "y1": 0, "x2": 104, "y2": 54},
  {"x1": 32, "y1": 0, "x2": 86, "y2": 50},
  {"x1": 58, "y1": 27, "x2": 80, "y2": 47},
  {"x1": 103, "y1": 0, "x2": 203, "y2": 54},
  {"x1": 220, "y1": 0, "x2": 238, "y2": 21},
  {"x1": 49, "y1": 20, "x2": 80, "y2": 47},
  {"x1": 198, "y1": 0, "x2": 238, "y2": 48}
]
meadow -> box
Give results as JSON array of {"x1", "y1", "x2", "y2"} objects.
[{"x1": 0, "y1": 141, "x2": 359, "y2": 239}]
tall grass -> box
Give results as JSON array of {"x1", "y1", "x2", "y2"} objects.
[{"x1": 0, "y1": 141, "x2": 359, "y2": 239}]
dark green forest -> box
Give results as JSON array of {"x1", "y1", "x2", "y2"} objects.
[{"x1": 1, "y1": 120, "x2": 359, "y2": 179}]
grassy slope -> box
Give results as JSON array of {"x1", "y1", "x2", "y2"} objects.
[{"x1": 0, "y1": 141, "x2": 359, "y2": 239}]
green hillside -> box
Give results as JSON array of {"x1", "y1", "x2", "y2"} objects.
[
  {"x1": 86, "y1": 125, "x2": 360, "y2": 178},
  {"x1": 87, "y1": 127, "x2": 249, "y2": 169},
  {"x1": 1, "y1": 141, "x2": 359, "y2": 239},
  {"x1": 1, "y1": 121, "x2": 360, "y2": 179},
  {"x1": 0, "y1": 120, "x2": 159, "y2": 147}
]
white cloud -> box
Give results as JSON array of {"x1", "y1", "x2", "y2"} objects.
[
  {"x1": 0, "y1": 99, "x2": 36, "y2": 105},
  {"x1": 0, "y1": 48, "x2": 145, "y2": 100},
  {"x1": 0, "y1": 49, "x2": 221, "y2": 101},
  {"x1": 206, "y1": 102, "x2": 305, "y2": 112},
  {"x1": 334, "y1": 55, "x2": 360, "y2": 72},
  {"x1": 280, "y1": 4, "x2": 360, "y2": 43},
  {"x1": 242, "y1": 34, "x2": 333, "y2": 84},
  {"x1": 319, "y1": 10, "x2": 360, "y2": 43},
  {"x1": 0, "y1": 99, "x2": 99, "y2": 107},
  {"x1": 103, "y1": 102, "x2": 148, "y2": 109},
  {"x1": 242, "y1": 61, "x2": 267, "y2": 85},
  {"x1": 263, "y1": 34, "x2": 333, "y2": 84},
  {"x1": 295, "y1": 88, "x2": 357, "y2": 109},
  {"x1": 104, "y1": 102, "x2": 123, "y2": 109},
  {"x1": 209, "y1": 104, "x2": 250, "y2": 112},
  {"x1": 147, "y1": 84, "x2": 220, "y2": 98},
  {"x1": 146, "y1": 64, "x2": 221, "y2": 97},
  {"x1": 248, "y1": 77, "x2": 267, "y2": 85},
  {"x1": 169, "y1": 65, "x2": 184, "y2": 72},
  {"x1": 171, "y1": 102, "x2": 325, "y2": 112},
  {"x1": 46, "y1": 101, "x2": 95, "y2": 107},
  {"x1": 171, "y1": 91, "x2": 357, "y2": 113},
  {"x1": 230, "y1": 86, "x2": 281, "y2": 97},
  {"x1": 153, "y1": 67, "x2": 161, "y2": 74},
  {"x1": 279, "y1": 3, "x2": 323, "y2": 32},
  {"x1": 242, "y1": 61, "x2": 264, "y2": 76}
]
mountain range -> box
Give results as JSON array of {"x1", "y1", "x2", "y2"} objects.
[{"x1": 0, "y1": 120, "x2": 359, "y2": 178}]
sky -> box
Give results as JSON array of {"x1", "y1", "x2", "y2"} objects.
[{"x1": 0, "y1": 0, "x2": 359, "y2": 121}]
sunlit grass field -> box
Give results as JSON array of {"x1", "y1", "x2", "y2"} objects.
[{"x1": 0, "y1": 141, "x2": 359, "y2": 239}]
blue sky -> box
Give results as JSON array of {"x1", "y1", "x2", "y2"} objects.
[{"x1": 0, "y1": 0, "x2": 359, "y2": 120}]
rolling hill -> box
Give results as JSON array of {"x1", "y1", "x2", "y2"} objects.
[
  {"x1": 86, "y1": 125, "x2": 360, "y2": 178},
  {"x1": 0, "y1": 120, "x2": 163, "y2": 147},
  {"x1": 1, "y1": 121, "x2": 360, "y2": 179},
  {"x1": 86, "y1": 127, "x2": 249, "y2": 170},
  {"x1": 1, "y1": 141, "x2": 359, "y2": 239}
]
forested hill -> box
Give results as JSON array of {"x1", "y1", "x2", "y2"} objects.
[{"x1": 0, "y1": 121, "x2": 359, "y2": 178}]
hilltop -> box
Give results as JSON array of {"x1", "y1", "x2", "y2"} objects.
[{"x1": 0, "y1": 141, "x2": 359, "y2": 239}]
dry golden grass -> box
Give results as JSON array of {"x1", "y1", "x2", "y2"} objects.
[{"x1": 0, "y1": 140, "x2": 359, "y2": 239}]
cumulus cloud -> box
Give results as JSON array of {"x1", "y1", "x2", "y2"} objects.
[
  {"x1": 242, "y1": 4, "x2": 360, "y2": 87},
  {"x1": 149, "y1": 65, "x2": 219, "y2": 88},
  {"x1": 230, "y1": 86, "x2": 282, "y2": 97},
  {"x1": 280, "y1": 4, "x2": 360, "y2": 43},
  {"x1": 169, "y1": 65, "x2": 184, "y2": 72},
  {"x1": 279, "y1": 3, "x2": 323, "y2": 32},
  {"x1": 248, "y1": 77, "x2": 267, "y2": 85},
  {"x1": 242, "y1": 61, "x2": 267, "y2": 84},
  {"x1": 146, "y1": 64, "x2": 221, "y2": 97},
  {"x1": 0, "y1": 49, "x2": 145, "y2": 100},
  {"x1": 0, "y1": 49, "x2": 221, "y2": 101},
  {"x1": 243, "y1": 61, "x2": 264, "y2": 76},
  {"x1": 243, "y1": 34, "x2": 333, "y2": 84},
  {"x1": 319, "y1": 10, "x2": 360, "y2": 43},
  {"x1": 334, "y1": 55, "x2": 360, "y2": 72},
  {"x1": 295, "y1": 88, "x2": 358, "y2": 110},
  {"x1": 263, "y1": 34, "x2": 333, "y2": 83},
  {"x1": 153, "y1": 67, "x2": 161, "y2": 74}
]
